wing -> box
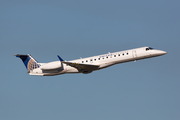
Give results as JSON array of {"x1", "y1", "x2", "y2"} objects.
[
  {"x1": 57, "y1": 55, "x2": 99, "y2": 73},
  {"x1": 62, "y1": 61, "x2": 99, "y2": 73}
]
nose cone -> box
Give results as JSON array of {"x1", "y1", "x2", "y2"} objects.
[
  {"x1": 160, "y1": 51, "x2": 167, "y2": 55},
  {"x1": 155, "y1": 50, "x2": 167, "y2": 56}
]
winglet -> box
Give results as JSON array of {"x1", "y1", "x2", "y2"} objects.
[{"x1": 57, "y1": 55, "x2": 64, "y2": 62}]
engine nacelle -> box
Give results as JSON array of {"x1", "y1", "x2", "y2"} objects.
[{"x1": 40, "y1": 61, "x2": 62, "y2": 70}]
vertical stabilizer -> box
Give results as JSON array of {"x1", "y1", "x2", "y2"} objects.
[{"x1": 14, "y1": 54, "x2": 40, "y2": 71}]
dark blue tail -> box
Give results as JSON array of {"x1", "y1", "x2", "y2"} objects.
[{"x1": 15, "y1": 54, "x2": 40, "y2": 71}]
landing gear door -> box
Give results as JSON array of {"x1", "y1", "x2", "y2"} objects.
[{"x1": 132, "y1": 50, "x2": 137, "y2": 58}]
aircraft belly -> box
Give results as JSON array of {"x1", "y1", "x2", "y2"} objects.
[
  {"x1": 98, "y1": 57, "x2": 135, "y2": 69},
  {"x1": 66, "y1": 68, "x2": 79, "y2": 73}
]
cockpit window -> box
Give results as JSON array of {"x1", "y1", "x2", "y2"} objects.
[{"x1": 146, "y1": 47, "x2": 154, "y2": 51}]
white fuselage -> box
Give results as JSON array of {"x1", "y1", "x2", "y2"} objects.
[{"x1": 30, "y1": 47, "x2": 166, "y2": 76}]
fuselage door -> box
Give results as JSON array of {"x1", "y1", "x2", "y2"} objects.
[{"x1": 132, "y1": 50, "x2": 137, "y2": 58}]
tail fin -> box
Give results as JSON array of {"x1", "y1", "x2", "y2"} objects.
[{"x1": 14, "y1": 54, "x2": 41, "y2": 71}]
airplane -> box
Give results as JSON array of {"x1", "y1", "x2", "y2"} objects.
[{"x1": 14, "y1": 47, "x2": 167, "y2": 76}]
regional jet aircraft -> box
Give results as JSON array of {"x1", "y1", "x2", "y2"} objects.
[{"x1": 15, "y1": 47, "x2": 167, "y2": 76}]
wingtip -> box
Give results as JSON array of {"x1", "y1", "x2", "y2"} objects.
[{"x1": 57, "y1": 55, "x2": 64, "y2": 62}]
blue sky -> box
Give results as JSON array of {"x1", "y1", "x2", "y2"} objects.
[{"x1": 0, "y1": 0, "x2": 179, "y2": 120}]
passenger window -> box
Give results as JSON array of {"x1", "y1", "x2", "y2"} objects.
[
  {"x1": 98, "y1": 58, "x2": 100, "y2": 60},
  {"x1": 114, "y1": 55, "x2": 116, "y2": 57},
  {"x1": 118, "y1": 54, "x2": 120, "y2": 56},
  {"x1": 86, "y1": 60, "x2": 88, "y2": 62},
  {"x1": 94, "y1": 59, "x2": 96, "y2": 61},
  {"x1": 127, "y1": 53, "x2": 128, "y2": 55},
  {"x1": 106, "y1": 57, "x2": 108, "y2": 58},
  {"x1": 82, "y1": 61, "x2": 84, "y2": 63},
  {"x1": 122, "y1": 53, "x2": 124, "y2": 55}
]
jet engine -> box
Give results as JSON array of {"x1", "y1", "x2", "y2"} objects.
[{"x1": 40, "y1": 61, "x2": 62, "y2": 70}]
